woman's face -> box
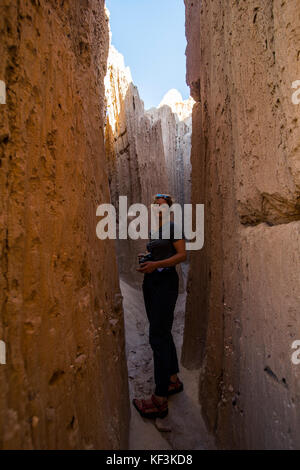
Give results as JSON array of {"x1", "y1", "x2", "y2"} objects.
[
  {"x1": 156, "y1": 197, "x2": 168, "y2": 207},
  {"x1": 155, "y1": 198, "x2": 169, "y2": 220}
]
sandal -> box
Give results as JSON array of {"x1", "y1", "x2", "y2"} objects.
[
  {"x1": 132, "y1": 394, "x2": 168, "y2": 419},
  {"x1": 167, "y1": 377, "x2": 184, "y2": 396}
]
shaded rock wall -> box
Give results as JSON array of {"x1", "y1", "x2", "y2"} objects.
[
  {"x1": 0, "y1": 0, "x2": 129, "y2": 449},
  {"x1": 182, "y1": 0, "x2": 300, "y2": 449},
  {"x1": 105, "y1": 46, "x2": 193, "y2": 286}
]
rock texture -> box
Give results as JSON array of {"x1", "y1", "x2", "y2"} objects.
[
  {"x1": 0, "y1": 1, "x2": 129, "y2": 449},
  {"x1": 182, "y1": 0, "x2": 300, "y2": 449},
  {"x1": 147, "y1": 90, "x2": 194, "y2": 207},
  {"x1": 105, "y1": 45, "x2": 193, "y2": 285}
]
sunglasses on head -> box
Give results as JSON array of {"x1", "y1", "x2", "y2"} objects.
[{"x1": 155, "y1": 193, "x2": 170, "y2": 200}]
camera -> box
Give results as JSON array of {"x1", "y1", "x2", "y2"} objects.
[{"x1": 138, "y1": 252, "x2": 153, "y2": 264}]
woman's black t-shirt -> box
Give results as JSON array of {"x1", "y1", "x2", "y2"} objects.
[{"x1": 146, "y1": 221, "x2": 185, "y2": 270}]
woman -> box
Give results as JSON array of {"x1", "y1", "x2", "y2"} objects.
[{"x1": 133, "y1": 193, "x2": 187, "y2": 419}]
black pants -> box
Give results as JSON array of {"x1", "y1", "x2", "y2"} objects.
[{"x1": 142, "y1": 268, "x2": 179, "y2": 397}]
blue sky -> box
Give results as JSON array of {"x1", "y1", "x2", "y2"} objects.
[{"x1": 106, "y1": 0, "x2": 190, "y2": 109}]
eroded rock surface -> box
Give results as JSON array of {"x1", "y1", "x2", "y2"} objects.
[
  {"x1": 0, "y1": 0, "x2": 129, "y2": 449},
  {"x1": 182, "y1": 0, "x2": 300, "y2": 449},
  {"x1": 147, "y1": 90, "x2": 194, "y2": 207}
]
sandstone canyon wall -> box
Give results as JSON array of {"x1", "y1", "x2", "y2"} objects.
[
  {"x1": 147, "y1": 90, "x2": 194, "y2": 208},
  {"x1": 105, "y1": 44, "x2": 193, "y2": 286},
  {"x1": 0, "y1": 1, "x2": 129, "y2": 449},
  {"x1": 182, "y1": 0, "x2": 300, "y2": 449}
]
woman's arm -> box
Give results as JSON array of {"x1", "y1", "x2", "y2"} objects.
[{"x1": 137, "y1": 239, "x2": 187, "y2": 273}]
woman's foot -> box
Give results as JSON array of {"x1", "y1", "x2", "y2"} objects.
[
  {"x1": 154, "y1": 394, "x2": 168, "y2": 404},
  {"x1": 168, "y1": 377, "x2": 184, "y2": 396},
  {"x1": 133, "y1": 394, "x2": 168, "y2": 419}
]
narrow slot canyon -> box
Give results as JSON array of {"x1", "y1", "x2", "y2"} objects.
[
  {"x1": 0, "y1": 0, "x2": 300, "y2": 451},
  {"x1": 104, "y1": 36, "x2": 213, "y2": 449}
]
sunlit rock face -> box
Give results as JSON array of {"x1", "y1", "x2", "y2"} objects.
[
  {"x1": 182, "y1": 0, "x2": 300, "y2": 450},
  {"x1": 105, "y1": 45, "x2": 193, "y2": 285},
  {"x1": 147, "y1": 91, "x2": 194, "y2": 207},
  {"x1": 159, "y1": 89, "x2": 194, "y2": 121},
  {"x1": 105, "y1": 45, "x2": 168, "y2": 207},
  {"x1": 0, "y1": 0, "x2": 129, "y2": 450}
]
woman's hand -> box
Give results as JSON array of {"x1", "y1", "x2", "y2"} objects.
[{"x1": 136, "y1": 261, "x2": 158, "y2": 274}]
